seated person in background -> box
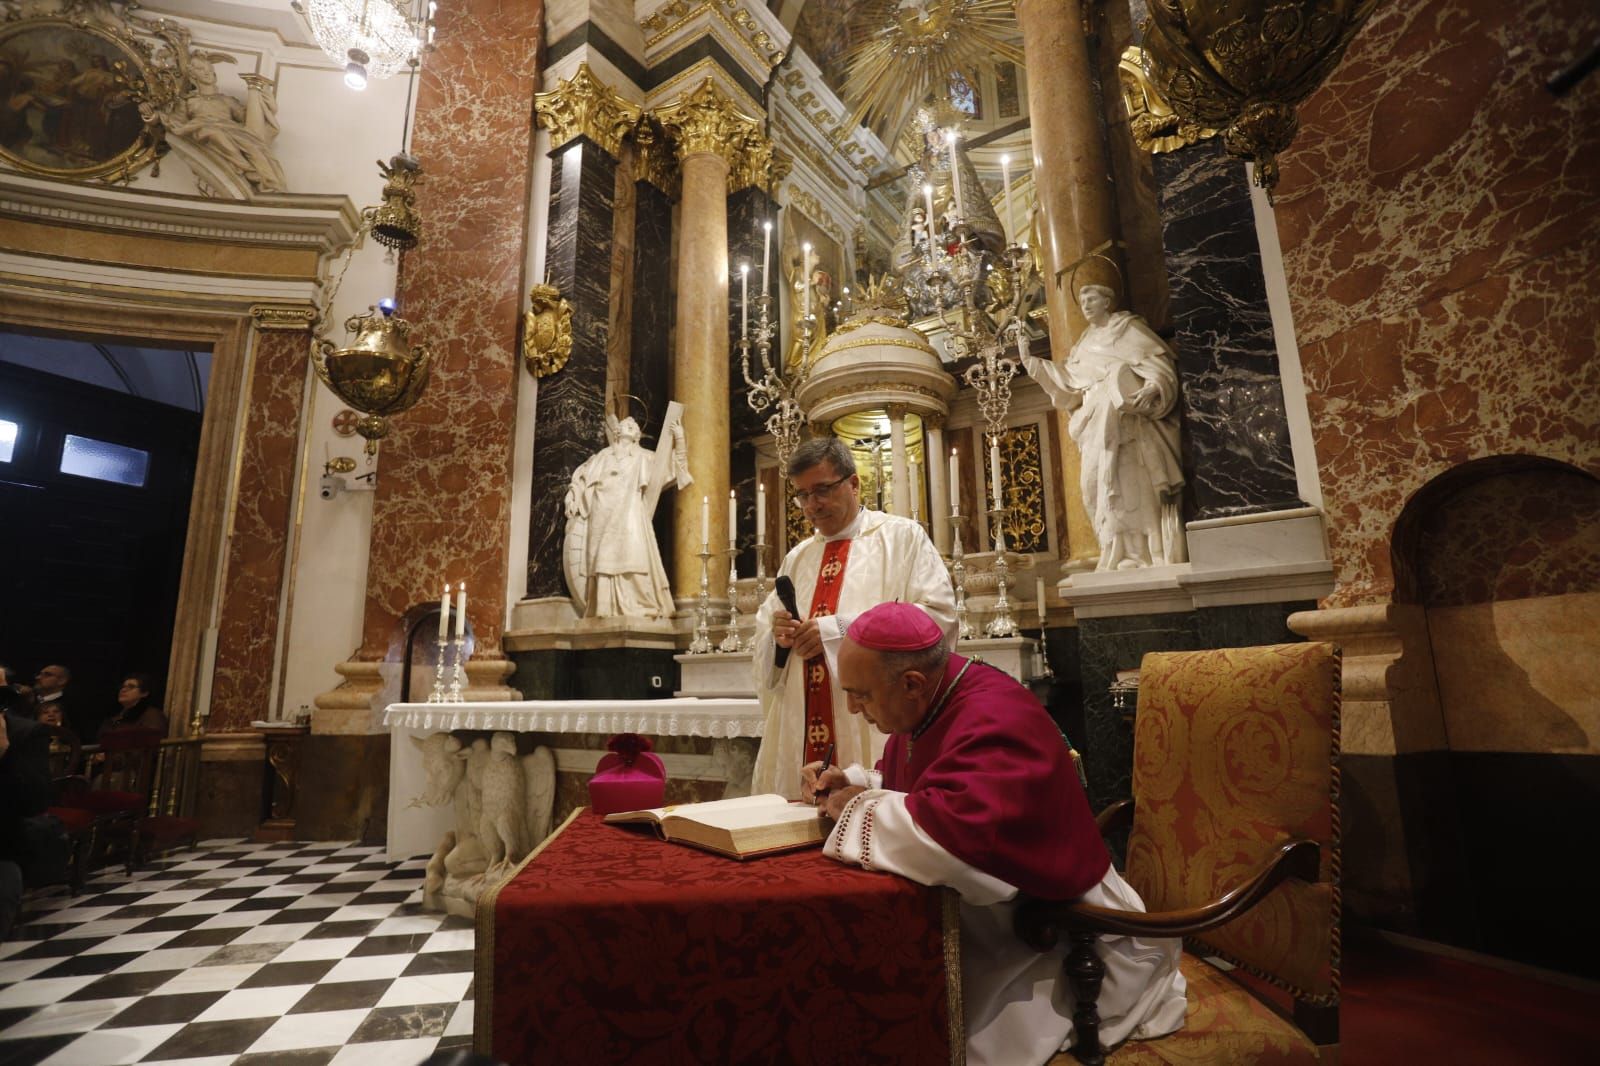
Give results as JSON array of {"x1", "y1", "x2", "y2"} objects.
[
  {"x1": 103, "y1": 673, "x2": 168, "y2": 735},
  {"x1": 1, "y1": 698, "x2": 56, "y2": 942},
  {"x1": 806, "y1": 603, "x2": 1187, "y2": 1066}
]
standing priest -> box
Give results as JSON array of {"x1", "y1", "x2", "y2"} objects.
[
  {"x1": 807, "y1": 602, "x2": 1187, "y2": 1065},
  {"x1": 750, "y1": 437, "x2": 956, "y2": 799}
]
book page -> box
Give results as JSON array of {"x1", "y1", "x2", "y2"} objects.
[{"x1": 665, "y1": 801, "x2": 820, "y2": 833}]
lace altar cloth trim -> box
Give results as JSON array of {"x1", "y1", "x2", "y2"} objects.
[{"x1": 383, "y1": 697, "x2": 764, "y2": 737}]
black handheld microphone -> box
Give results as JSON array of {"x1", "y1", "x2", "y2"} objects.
[{"x1": 774, "y1": 575, "x2": 800, "y2": 669}]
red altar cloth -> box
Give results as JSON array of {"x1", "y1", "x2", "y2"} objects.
[{"x1": 477, "y1": 810, "x2": 960, "y2": 1065}]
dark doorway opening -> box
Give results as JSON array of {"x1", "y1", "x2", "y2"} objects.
[{"x1": 0, "y1": 332, "x2": 207, "y2": 741}]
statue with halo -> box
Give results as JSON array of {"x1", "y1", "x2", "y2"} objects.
[
  {"x1": 1024, "y1": 283, "x2": 1188, "y2": 571},
  {"x1": 563, "y1": 402, "x2": 691, "y2": 619}
]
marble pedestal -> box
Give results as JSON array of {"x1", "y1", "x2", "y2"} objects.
[{"x1": 676, "y1": 650, "x2": 757, "y2": 697}]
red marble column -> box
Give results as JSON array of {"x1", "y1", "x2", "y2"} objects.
[
  {"x1": 357, "y1": 0, "x2": 543, "y2": 662},
  {"x1": 208, "y1": 312, "x2": 313, "y2": 732}
]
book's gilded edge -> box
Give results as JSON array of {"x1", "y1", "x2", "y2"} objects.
[
  {"x1": 942, "y1": 886, "x2": 966, "y2": 1065},
  {"x1": 473, "y1": 806, "x2": 585, "y2": 1057}
]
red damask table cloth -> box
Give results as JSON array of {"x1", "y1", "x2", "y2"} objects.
[{"x1": 475, "y1": 810, "x2": 960, "y2": 1066}]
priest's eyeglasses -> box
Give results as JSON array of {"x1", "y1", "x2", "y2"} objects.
[{"x1": 791, "y1": 474, "x2": 851, "y2": 505}]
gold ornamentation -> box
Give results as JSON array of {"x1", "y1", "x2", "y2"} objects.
[
  {"x1": 249, "y1": 305, "x2": 316, "y2": 332},
  {"x1": 534, "y1": 62, "x2": 642, "y2": 158},
  {"x1": 784, "y1": 187, "x2": 847, "y2": 245},
  {"x1": 774, "y1": 117, "x2": 851, "y2": 193},
  {"x1": 998, "y1": 423, "x2": 1047, "y2": 554},
  {"x1": 1118, "y1": 45, "x2": 1218, "y2": 154},
  {"x1": 313, "y1": 305, "x2": 432, "y2": 454},
  {"x1": 776, "y1": 67, "x2": 878, "y2": 176},
  {"x1": 363, "y1": 153, "x2": 422, "y2": 250},
  {"x1": 839, "y1": 0, "x2": 1025, "y2": 133},
  {"x1": 655, "y1": 76, "x2": 760, "y2": 162},
  {"x1": 521, "y1": 282, "x2": 574, "y2": 379},
  {"x1": 629, "y1": 116, "x2": 680, "y2": 197},
  {"x1": 641, "y1": 0, "x2": 786, "y2": 68},
  {"x1": 1140, "y1": 0, "x2": 1379, "y2": 194}
]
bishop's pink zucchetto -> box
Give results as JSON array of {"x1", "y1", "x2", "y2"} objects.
[{"x1": 847, "y1": 602, "x2": 943, "y2": 652}]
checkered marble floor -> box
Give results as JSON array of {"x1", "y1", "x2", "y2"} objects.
[{"x1": 0, "y1": 841, "x2": 474, "y2": 1065}]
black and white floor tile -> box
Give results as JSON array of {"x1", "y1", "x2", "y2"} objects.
[{"x1": 0, "y1": 841, "x2": 474, "y2": 1065}]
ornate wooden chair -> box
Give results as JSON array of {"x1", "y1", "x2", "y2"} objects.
[
  {"x1": 55, "y1": 726, "x2": 164, "y2": 875},
  {"x1": 130, "y1": 736, "x2": 203, "y2": 870},
  {"x1": 1017, "y1": 642, "x2": 1342, "y2": 1065},
  {"x1": 40, "y1": 723, "x2": 96, "y2": 894}
]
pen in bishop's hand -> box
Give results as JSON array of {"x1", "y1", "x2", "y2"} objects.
[{"x1": 815, "y1": 742, "x2": 837, "y2": 807}]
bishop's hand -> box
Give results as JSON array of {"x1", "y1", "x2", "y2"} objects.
[{"x1": 800, "y1": 762, "x2": 849, "y2": 805}]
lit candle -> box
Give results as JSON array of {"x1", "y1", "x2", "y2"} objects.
[
  {"x1": 740, "y1": 262, "x2": 749, "y2": 341},
  {"x1": 989, "y1": 440, "x2": 1003, "y2": 511},
  {"x1": 946, "y1": 131, "x2": 963, "y2": 218},
  {"x1": 923, "y1": 183, "x2": 936, "y2": 248},
  {"x1": 1036, "y1": 577, "x2": 1047, "y2": 624},
  {"x1": 999, "y1": 153, "x2": 1014, "y2": 241},
  {"x1": 762, "y1": 220, "x2": 772, "y2": 296},
  {"x1": 438, "y1": 583, "x2": 450, "y2": 638},
  {"x1": 802, "y1": 242, "x2": 813, "y2": 317},
  {"x1": 701, "y1": 494, "x2": 710, "y2": 551},
  {"x1": 728, "y1": 489, "x2": 738, "y2": 553},
  {"x1": 948, "y1": 448, "x2": 960, "y2": 516},
  {"x1": 454, "y1": 582, "x2": 467, "y2": 640},
  {"x1": 756, "y1": 481, "x2": 766, "y2": 539}
]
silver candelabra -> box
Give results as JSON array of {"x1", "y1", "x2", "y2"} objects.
[
  {"x1": 739, "y1": 273, "x2": 818, "y2": 478},
  {"x1": 949, "y1": 511, "x2": 974, "y2": 641},
  {"x1": 446, "y1": 635, "x2": 465, "y2": 702},
  {"x1": 719, "y1": 561, "x2": 744, "y2": 653},
  {"x1": 984, "y1": 505, "x2": 1019, "y2": 638},
  {"x1": 688, "y1": 548, "x2": 714, "y2": 654},
  {"x1": 427, "y1": 628, "x2": 449, "y2": 703}
]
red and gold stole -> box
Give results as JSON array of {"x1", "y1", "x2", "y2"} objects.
[{"x1": 802, "y1": 537, "x2": 853, "y2": 764}]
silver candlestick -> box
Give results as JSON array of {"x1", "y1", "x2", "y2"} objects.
[
  {"x1": 753, "y1": 534, "x2": 769, "y2": 607},
  {"x1": 427, "y1": 630, "x2": 448, "y2": 703},
  {"x1": 688, "y1": 548, "x2": 714, "y2": 654},
  {"x1": 446, "y1": 635, "x2": 466, "y2": 702},
  {"x1": 984, "y1": 505, "x2": 1019, "y2": 638},
  {"x1": 949, "y1": 511, "x2": 974, "y2": 641},
  {"x1": 719, "y1": 562, "x2": 744, "y2": 652}
]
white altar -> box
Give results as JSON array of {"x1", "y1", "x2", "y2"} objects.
[{"x1": 382, "y1": 697, "x2": 762, "y2": 861}]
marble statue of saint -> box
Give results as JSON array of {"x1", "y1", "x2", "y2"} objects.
[
  {"x1": 563, "y1": 409, "x2": 692, "y2": 619},
  {"x1": 1024, "y1": 285, "x2": 1187, "y2": 571}
]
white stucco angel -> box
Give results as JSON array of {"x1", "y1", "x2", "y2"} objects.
[
  {"x1": 1024, "y1": 285, "x2": 1187, "y2": 571},
  {"x1": 563, "y1": 404, "x2": 692, "y2": 619}
]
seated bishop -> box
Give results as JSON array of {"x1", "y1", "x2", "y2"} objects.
[{"x1": 807, "y1": 602, "x2": 1187, "y2": 1066}]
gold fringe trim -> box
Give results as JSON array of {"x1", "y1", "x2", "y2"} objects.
[
  {"x1": 472, "y1": 806, "x2": 586, "y2": 1056},
  {"x1": 942, "y1": 886, "x2": 967, "y2": 1065}
]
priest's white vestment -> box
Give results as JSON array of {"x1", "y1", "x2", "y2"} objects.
[{"x1": 750, "y1": 508, "x2": 956, "y2": 799}]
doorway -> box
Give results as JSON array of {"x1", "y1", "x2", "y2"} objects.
[{"x1": 0, "y1": 331, "x2": 207, "y2": 740}]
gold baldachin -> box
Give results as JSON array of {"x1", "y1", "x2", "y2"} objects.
[
  {"x1": 1118, "y1": 45, "x2": 1218, "y2": 154},
  {"x1": 1140, "y1": 0, "x2": 1379, "y2": 193}
]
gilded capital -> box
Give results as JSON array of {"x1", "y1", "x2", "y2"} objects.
[
  {"x1": 249, "y1": 305, "x2": 316, "y2": 332},
  {"x1": 1118, "y1": 46, "x2": 1218, "y2": 155},
  {"x1": 534, "y1": 63, "x2": 642, "y2": 159},
  {"x1": 653, "y1": 78, "x2": 776, "y2": 192}
]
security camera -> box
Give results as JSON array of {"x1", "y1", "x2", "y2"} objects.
[{"x1": 319, "y1": 473, "x2": 342, "y2": 499}]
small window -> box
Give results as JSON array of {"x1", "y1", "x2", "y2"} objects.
[
  {"x1": 0, "y1": 419, "x2": 15, "y2": 463},
  {"x1": 60, "y1": 433, "x2": 149, "y2": 487}
]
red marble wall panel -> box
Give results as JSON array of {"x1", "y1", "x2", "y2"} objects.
[
  {"x1": 359, "y1": 0, "x2": 542, "y2": 658},
  {"x1": 1405, "y1": 465, "x2": 1600, "y2": 608},
  {"x1": 1274, "y1": 0, "x2": 1600, "y2": 606},
  {"x1": 209, "y1": 326, "x2": 310, "y2": 731}
]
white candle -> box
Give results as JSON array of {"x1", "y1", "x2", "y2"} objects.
[
  {"x1": 740, "y1": 263, "x2": 749, "y2": 341},
  {"x1": 948, "y1": 448, "x2": 960, "y2": 516},
  {"x1": 762, "y1": 220, "x2": 772, "y2": 297},
  {"x1": 454, "y1": 582, "x2": 467, "y2": 640},
  {"x1": 756, "y1": 481, "x2": 766, "y2": 538},
  {"x1": 728, "y1": 489, "x2": 738, "y2": 552},
  {"x1": 989, "y1": 441, "x2": 1003, "y2": 511},
  {"x1": 999, "y1": 153, "x2": 1014, "y2": 241},
  {"x1": 701, "y1": 494, "x2": 710, "y2": 550},
  {"x1": 923, "y1": 183, "x2": 936, "y2": 248},
  {"x1": 947, "y1": 131, "x2": 963, "y2": 218},
  {"x1": 909, "y1": 459, "x2": 919, "y2": 523},
  {"x1": 1036, "y1": 577, "x2": 1047, "y2": 624},
  {"x1": 438, "y1": 583, "x2": 450, "y2": 638},
  {"x1": 802, "y1": 242, "x2": 813, "y2": 316}
]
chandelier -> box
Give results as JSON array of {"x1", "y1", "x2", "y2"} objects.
[{"x1": 292, "y1": 0, "x2": 437, "y2": 89}]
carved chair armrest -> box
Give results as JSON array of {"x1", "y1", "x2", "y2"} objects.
[
  {"x1": 1094, "y1": 798, "x2": 1133, "y2": 836},
  {"x1": 1016, "y1": 838, "x2": 1321, "y2": 948}
]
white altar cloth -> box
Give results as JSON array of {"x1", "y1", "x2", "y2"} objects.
[{"x1": 383, "y1": 698, "x2": 762, "y2": 861}]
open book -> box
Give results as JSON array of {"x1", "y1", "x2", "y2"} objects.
[{"x1": 603, "y1": 793, "x2": 827, "y2": 860}]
